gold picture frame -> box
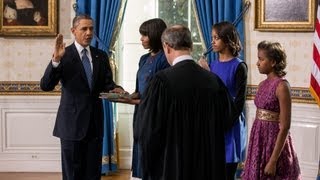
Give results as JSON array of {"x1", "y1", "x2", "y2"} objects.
[
  {"x1": 0, "y1": 0, "x2": 58, "y2": 36},
  {"x1": 255, "y1": 0, "x2": 315, "y2": 32}
]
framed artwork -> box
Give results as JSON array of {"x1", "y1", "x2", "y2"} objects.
[
  {"x1": 0, "y1": 0, "x2": 58, "y2": 36},
  {"x1": 255, "y1": 0, "x2": 315, "y2": 32}
]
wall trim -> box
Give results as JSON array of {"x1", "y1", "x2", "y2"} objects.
[
  {"x1": 0, "y1": 81, "x2": 60, "y2": 96},
  {"x1": 0, "y1": 81, "x2": 316, "y2": 103},
  {"x1": 247, "y1": 85, "x2": 316, "y2": 104}
]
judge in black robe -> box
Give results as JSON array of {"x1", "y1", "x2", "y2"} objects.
[{"x1": 135, "y1": 25, "x2": 237, "y2": 180}]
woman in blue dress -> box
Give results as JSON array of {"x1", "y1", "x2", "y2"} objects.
[
  {"x1": 199, "y1": 21, "x2": 248, "y2": 180},
  {"x1": 126, "y1": 18, "x2": 170, "y2": 179}
]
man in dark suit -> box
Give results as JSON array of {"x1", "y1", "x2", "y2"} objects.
[
  {"x1": 40, "y1": 15, "x2": 124, "y2": 180},
  {"x1": 136, "y1": 25, "x2": 237, "y2": 180}
]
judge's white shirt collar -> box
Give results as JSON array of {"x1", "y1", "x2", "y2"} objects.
[{"x1": 172, "y1": 55, "x2": 193, "y2": 66}]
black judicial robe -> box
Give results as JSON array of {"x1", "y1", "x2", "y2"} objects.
[{"x1": 135, "y1": 60, "x2": 237, "y2": 180}]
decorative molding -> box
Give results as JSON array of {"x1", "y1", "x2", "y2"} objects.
[
  {"x1": 247, "y1": 85, "x2": 316, "y2": 104},
  {"x1": 0, "y1": 81, "x2": 60, "y2": 95},
  {"x1": 0, "y1": 82, "x2": 316, "y2": 103}
]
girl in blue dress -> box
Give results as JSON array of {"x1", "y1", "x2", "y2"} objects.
[{"x1": 199, "y1": 21, "x2": 248, "y2": 180}]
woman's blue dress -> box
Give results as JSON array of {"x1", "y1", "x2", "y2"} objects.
[{"x1": 132, "y1": 51, "x2": 170, "y2": 178}]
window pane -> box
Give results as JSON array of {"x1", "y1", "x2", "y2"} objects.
[
  {"x1": 158, "y1": 0, "x2": 202, "y2": 60},
  {"x1": 191, "y1": 10, "x2": 200, "y2": 43},
  {"x1": 192, "y1": 44, "x2": 202, "y2": 60},
  {"x1": 158, "y1": 0, "x2": 188, "y2": 26}
]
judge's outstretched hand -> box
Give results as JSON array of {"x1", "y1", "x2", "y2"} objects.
[{"x1": 52, "y1": 34, "x2": 66, "y2": 62}]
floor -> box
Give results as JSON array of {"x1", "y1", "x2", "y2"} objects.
[
  {"x1": 0, "y1": 170, "x2": 243, "y2": 180},
  {"x1": 0, "y1": 170, "x2": 131, "y2": 180}
]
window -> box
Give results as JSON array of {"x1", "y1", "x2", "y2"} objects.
[{"x1": 158, "y1": 0, "x2": 203, "y2": 60}]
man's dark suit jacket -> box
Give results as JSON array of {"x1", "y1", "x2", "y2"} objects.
[{"x1": 40, "y1": 43, "x2": 118, "y2": 140}]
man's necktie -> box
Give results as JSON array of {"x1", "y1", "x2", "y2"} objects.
[{"x1": 81, "y1": 49, "x2": 92, "y2": 90}]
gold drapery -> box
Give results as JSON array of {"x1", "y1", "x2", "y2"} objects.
[{"x1": 108, "y1": 0, "x2": 127, "y2": 82}]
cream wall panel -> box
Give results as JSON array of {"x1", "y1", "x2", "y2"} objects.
[
  {"x1": 0, "y1": 97, "x2": 137, "y2": 172},
  {"x1": 117, "y1": 111, "x2": 134, "y2": 169},
  {"x1": 291, "y1": 123, "x2": 319, "y2": 163},
  {"x1": 0, "y1": 161, "x2": 61, "y2": 172},
  {"x1": 3, "y1": 109, "x2": 58, "y2": 151},
  {"x1": 0, "y1": 96, "x2": 61, "y2": 172},
  {"x1": 117, "y1": 112, "x2": 134, "y2": 149}
]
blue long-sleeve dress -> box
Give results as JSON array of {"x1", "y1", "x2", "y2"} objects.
[
  {"x1": 209, "y1": 58, "x2": 247, "y2": 163},
  {"x1": 131, "y1": 51, "x2": 170, "y2": 178}
]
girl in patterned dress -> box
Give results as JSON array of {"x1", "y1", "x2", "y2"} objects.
[{"x1": 242, "y1": 41, "x2": 300, "y2": 179}]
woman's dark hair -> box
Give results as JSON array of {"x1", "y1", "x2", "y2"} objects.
[
  {"x1": 258, "y1": 40, "x2": 287, "y2": 77},
  {"x1": 139, "y1": 18, "x2": 167, "y2": 53},
  {"x1": 212, "y1": 21, "x2": 242, "y2": 57}
]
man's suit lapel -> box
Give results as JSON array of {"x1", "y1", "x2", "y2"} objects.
[{"x1": 90, "y1": 47, "x2": 100, "y2": 91}]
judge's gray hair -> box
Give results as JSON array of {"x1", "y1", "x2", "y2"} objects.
[{"x1": 161, "y1": 25, "x2": 193, "y2": 51}]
